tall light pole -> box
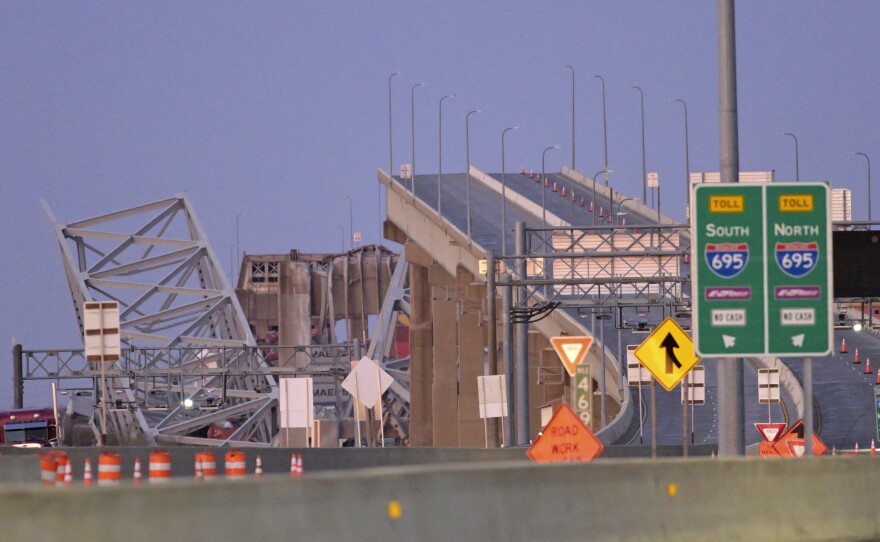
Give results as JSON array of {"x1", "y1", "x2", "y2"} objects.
[
  {"x1": 345, "y1": 196, "x2": 354, "y2": 250},
  {"x1": 590, "y1": 169, "x2": 611, "y2": 226},
  {"x1": 235, "y1": 213, "x2": 242, "y2": 285},
  {"x1": 388, "y1": 72, "x2": 401, "y2": 178},
  {"x1": 465, "y1": 109, "x2": 482, "y2": 244},
  {"x1": 851, "y1": 152, "x2": 872, "y2": 222},
  {"x1": 438, "y1": 94, "x2": 455, "y2": 215},
  {"x1": 501, "y1": 126, "x2": 520, "y2": 255},
  {"x1": 411, "y1": 82, "x2": 426, "y2": 202},
  {"x1": 386, "y1": 72, "x2": 401, "y2": 244},
  {"x1": 778, "y1": 132, "x2": 800, "y2": 182},
  {"x1": 630, "y1": 86, "x2": 647, "y2": 205},
  {"x1": 616, "y1": 196, "x2": 638, "y2": 225},
  {"x1": 674, "y1": 99, "x2": 691, "y2": 223},
  {"x1": 565, "y1": 65, "x2": 575, "y2": 169},
  {"x1": 594, "y1": 75, "x2": 609, "y2": 185},
  {"x1": 542, "y1": 145, "x2": 562, "y2": 228}
]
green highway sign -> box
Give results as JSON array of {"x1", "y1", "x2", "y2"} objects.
[{"x1": 692, "y1": 183, "x2": 833, "y2": 357}]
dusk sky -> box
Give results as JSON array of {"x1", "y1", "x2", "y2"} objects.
[{"x1": 1, "y1": 1, "x2": 878, "y2": 407}]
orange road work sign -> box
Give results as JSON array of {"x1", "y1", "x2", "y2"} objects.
[
  {"x1": 772, "y1": 420, "x2": 827, "y2": 457},
  {"x1": 527, "y1": 404, "x2": 604, "y2": 463}
]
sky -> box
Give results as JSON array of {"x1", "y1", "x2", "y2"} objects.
[{"x1": 1, "y1": 1, "x2": 878, "y2": 408}]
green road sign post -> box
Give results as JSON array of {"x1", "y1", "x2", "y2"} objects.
[
  {"x1": 692, "y1": 183, "x2": 833, "y2": 357},
  {"x1": 573, "y1": 364, "x2": 592, "y2": 430}
]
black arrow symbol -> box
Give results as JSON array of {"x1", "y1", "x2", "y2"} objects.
[{"x1": 660, "y1": 333, "x2": 683, "y2": 374}]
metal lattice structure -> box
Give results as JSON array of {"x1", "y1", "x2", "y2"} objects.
[
  {"x1": 503, "y1": 224, "x2": 692, "y2": 313},
  {"x1": 42, "y1": 194, "x2": 278, "y2": 446}
]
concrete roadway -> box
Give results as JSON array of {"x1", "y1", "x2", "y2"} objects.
[{"x1": 394, "y1": 171, "x2": 874, "y2": 450}]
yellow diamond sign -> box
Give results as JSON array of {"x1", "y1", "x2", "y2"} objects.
[{"x1": 633, "y1": 318, "x2": 701, "y2": 391}]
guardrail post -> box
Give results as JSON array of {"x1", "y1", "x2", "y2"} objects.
[{"x1": 12, "y1": 343, "x2": 23, "y2": 409}]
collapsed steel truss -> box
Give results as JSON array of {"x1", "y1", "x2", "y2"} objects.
[
  {"x1": 39, "y1": 195, "x2": 413, "y2": 446},
  {"x1": 41, "y1": 195, "x2": 278, "y2": 446}
]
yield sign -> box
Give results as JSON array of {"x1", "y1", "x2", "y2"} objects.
[
  {"x1": 633, "y1": 318, "x2": 701, "y2": 391},
  {"x1": 771, "y1": 419, "x2": 828, "y2": 457},
  {"x1": 550, "y1": 336, "x2": 593, "y2": 377},
  {"x1": 527, "y1": 404, "x2": 604, "y2": 463},
  {"x1": 755, "y1": 422, "x2": 788, "y2": 442}
]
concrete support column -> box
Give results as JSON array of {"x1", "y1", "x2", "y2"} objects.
[
  {"x1": 406, "y1": 244, "x2": 434, "y2": 446},
  {"x1": 279, "y1": 261, "x2": 311, "y2": 368}
]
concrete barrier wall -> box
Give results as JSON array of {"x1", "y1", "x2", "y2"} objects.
[
  {"x1": 1, "y1": 457, "x2": 878, "y2": 541},
  {"x1": 1, "y1": 447, "x2": 529, "y2": 483}
]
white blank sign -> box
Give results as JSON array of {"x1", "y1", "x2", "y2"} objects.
[
  {"x1": 477, "y1": 375, "x2": 508, "y2": 419},
  {"x1": 279, "y1": 377, "x2": 313, "y2": 429}
]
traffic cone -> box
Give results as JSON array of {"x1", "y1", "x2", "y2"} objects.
[
  {"x1": 589, "y1": 201, "x2": 594, "y2": 213},
  {"x1": 872, "y1": 440, "x2": 876, "y2": 456},
  {"x1": 194, "y1": 457, "x2": 204, "y2": 481},
  {"x1": 841, "y1": 338, "x2": 847, "y2": 354},
  {"x1": 599, "y1": 207, "x2": 605, "y2": 218},
  {"x1": 832, "y1": 446, "x2": 837, "y2": 456},
  {"x1": 866, "y1": 357, "x2": 872, "y2": 374},
  {"x1": 622, "y1": 217, "x2": 627, "y2": 226},
  {"x1": 64, "y1": 460, "x2": 73, "y2": 486},
  {"x1": 854, "y1": 348, "x2": 861, "y2": 364},
  {"x1": 529, "y1": 169, "x2": 534, "y2": 179},
  {"x1": 711, "y1": 450, "x2": 715, "y2": 459},
  {"x1": 521, "y1": 165, "x2": 525, "y2": 175},
  {"x1": 684, "y1": 253, "x2": 689, "y2": 264},
  {"x1": 133, "y1": 457, "x2": 142, "y2": 485},
  {"x1": 544, "y1": 177, "x2": 549, "y2": 188},
  {"x1": 297, "y1": 454, "x2": 304, "y2": 476},
  {"x1": 560, "y1": 186, "x2": 566, "y2": 197},
  {"x1": 83, "y1": 458, "x2": 93, "y2": 487},
  {"x1": 535, "y1": 173, "x2": 540, "y2": 184},
  {"x1": 552, "y1": 182, "x2": 558, "y2": 192},
  {"x1": 290, "y1": 453, "x2": 298, "y2": 477},
  {"x1": 580, "y1": 197, "x2": 585, "y2": 207},
  {"x1": 254, "y1": 454, "x2": 263, "y2": 477},
  {"x1": 571, "y1": 192, "x2": 576, "y2": 202},
  {"x1": 856, "y1": 442, "x2": 860, "y2": 454}
]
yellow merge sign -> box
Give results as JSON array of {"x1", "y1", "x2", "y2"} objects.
[{"x1": 633, "y1": 318, "x2": 701, "y2": 391}]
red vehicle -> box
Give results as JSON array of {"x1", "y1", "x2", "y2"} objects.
[{"x1": 0, "y1": 408, "x2": 58, "y2": 448}]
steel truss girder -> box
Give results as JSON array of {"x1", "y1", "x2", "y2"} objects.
[{"x1": 42, "y1": 195, "x2": 280, "y2": 445}]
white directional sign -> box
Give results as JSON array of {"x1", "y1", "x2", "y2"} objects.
[
  {"x1": 626, "y1": 344, "x2": 652, "y2": 386},
  {"x1": 681, "y1": 366, "x2": 705, "y2": 405},
  {"x1": 477, "y1": 375, "x2": 508, "y2": 419},
  {"x1": 83, "y1": 301, "x2": 121, "y2": 363},
  {"x1": 279, "y1": 377, "x2": 314, "y2": 429},
  {"x1": 758, "y1": 368, "x2": 781, "y2": 404},
  {"x1": 341, "y1": 356, "x2": 394, "y2": 407}
]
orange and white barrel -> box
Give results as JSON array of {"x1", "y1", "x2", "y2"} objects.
[
  {"x1": 224, "y1": 449, "x2": 247, "y2": 480},
  {"x1": 39, "y1": 452, "x2": 58, "y2": 486},
  {"x1": 148, "y1": 449, "x2": 172, "y2": 483},
  {"x1": 196, "y1": 451, "x2": 217, "y2": 481},
  {"x1": 97, "y1": 451, "x2": 122, "y2": 487},
  {"x1": 53, "y1": 451, "x2": 69, "y2": 487}
]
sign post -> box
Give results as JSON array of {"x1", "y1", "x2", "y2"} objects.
[
  {"x1": 83, "y1": 301, "x2": 121, "y2": 445},
  {"x1": 572, "y1": 365, "x2": 592, "y2": 430}
]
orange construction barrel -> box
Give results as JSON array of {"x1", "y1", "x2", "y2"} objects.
[
  {"x1": 39, "y1": 452, "x2": 57, "y2": 486},
  {"x1": 196, "y1": 451, "x2": 217, "y2": 481},
  {"x1": 148, "y1": 449, "x2": 172, "y2": 483},
  {"x1": 97, "y1": 451, "x2": 122, "y2": 487},
  {"x1": 53, "y1": 451, "x2": 69, "y2": 487},
  {"x1": 224, "y1": 449, "x2": 247, "y2": 480}
]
